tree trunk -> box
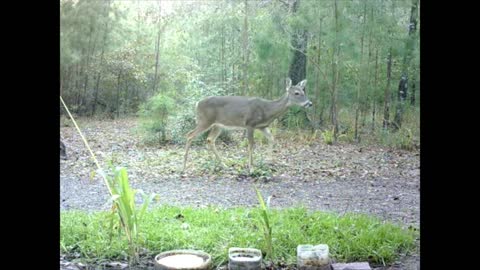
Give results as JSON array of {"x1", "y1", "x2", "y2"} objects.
[
  {"x1": 116, "y1": 71, "x2": 122, "y2": 119},
  {"x1": 80, "y1": 18, "x2": 99, "y2": 115},
  {"x1": 285, "y1": 0, "x2": 312, "y2": 130},
  {"x1": 314, "y1": 16, "x2": 323, "y2": 127},
  {"x1": 231, "y1": 23, "x2": 236, "y2": 95},
  {"x1": 152, "y1": 0, "x2": 162, "y2": 95},
  {"x1": 383, "y1": 48, "x2": 392, "y2": 129},
  {"x1": 286, "y1": 0, "x2": 307, "y2": 85},
  {"x1": 288, "y1": 30, "x2": 308, "y2": 85},
  {"x1": 393, "y1": 0, "x2": 418, "y2": 130},
  {"x1": 410, "y1": 69, "x2": 416, "y2": 105},
  {"x1": 92, "y1": 0, "x2": 110, "y2": 116},
  {"x1": 331, "y1": 0, "x2": 340, "y2": 140},
  {"x1": 221, "y1": 16, "x2": 226, "y2": 87},
  {"x1": 124, "y1": 81, "x2": 129, "y2": 115},
  {"x1": 354, "y1": 1, "x2": 368, "y2": 142},
  {"x1": 242, "y1": 0, "x2": 249, "y2": 95},
  {"x1": 75, "y1": 56, "x2": 84, "y2": 113},
  {"x1": 372, "y1": 47, "x2": 379, "y2": 131}
]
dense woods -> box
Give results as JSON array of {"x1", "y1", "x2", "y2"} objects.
[{"x1": 60, "y1": 0, "x2": 420, "y2": 148}]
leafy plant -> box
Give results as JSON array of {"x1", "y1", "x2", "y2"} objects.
[
  {"x1": 254, "y1": 187, "x2": 273, "y2": 261},
  {"x1": 103, "y1": 167, "x2": 156, "y2": 265},
  {"x1": 138, "y1": 94, "x2": 175, "y2": 144},
  {"x1": 321, "y1": 128, "x2": 335, "y2": 145},
  {"x1": 249, "y1": 159, "x2": 273, "y2": 178}
]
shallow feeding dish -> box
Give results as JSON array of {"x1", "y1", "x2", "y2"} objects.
[
  {"x1": 155, "y1": 249, "x2": 212, "y2": 270},
  {"x1": 297, "y1": 244, "x2": 331, "y2": 270},
  {"x1": 228, "y1": 247, "x2": 262, "y2": 270}
]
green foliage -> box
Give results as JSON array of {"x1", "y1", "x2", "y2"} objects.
[
  {"x1": 248, "y1": 160, "x2": 274, "y2": 178},
  {"x1": 254, "y1": 187, "x2": 273, "y2": 260},
  {"x1": 138, "y1": 94, "x2": 175, "y2": 144},
  {"x1": 280, "y1": 107, "x2": 312, "y2": 130},
  {"x1": 338, "y1": 127, "x2": 356, "y2": 143},
  {"x1": 103, "y1": 167, "x2": 156, "y2": 265},
  {"x1": 61, "y1": 0, "x2": 419, "y2": 149},
  {"x1": 378, "y1": 127, "x2": 416, "y2": 150},
  {"x1": 61, "y1": 206, "x2": 417, "y2": 266},
  {"x1": 321, "y1": 128, "x2": 335, "y2": 145}
]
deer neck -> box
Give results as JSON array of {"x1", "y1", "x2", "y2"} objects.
[{"x1": 265, "y1": 93, "x2": 290, "y2": 120}]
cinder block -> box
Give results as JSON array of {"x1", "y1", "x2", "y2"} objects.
[{"x1": 332, "y1": 262, "x2": 371, "y2": 270}]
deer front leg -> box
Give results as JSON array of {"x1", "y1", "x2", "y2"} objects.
[
  {"x1": 246, "y1": 127, "x2": 255, "y2": 173},
  {"x1": 260, "y1": 127, "x2": 275, "y2": 163},
  {"x1": 183, "y1": 138, "x2": 194, "y2": 172},
  {"x1": 183, "y1": 124, "x2": 211, "y2": 172}
]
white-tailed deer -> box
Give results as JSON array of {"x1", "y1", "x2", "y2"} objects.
[{"x1": 183, "y1": 78, "x2": 312, "y2": 172}]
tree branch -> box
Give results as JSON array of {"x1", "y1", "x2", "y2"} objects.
[
  {"x1": 258, "y1": 0, "x2": 273, "y2": 8},
  {"x1": 276, "y1": 0, "x2": 290, "y2": 8}
]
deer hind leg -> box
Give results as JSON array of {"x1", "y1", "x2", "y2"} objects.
[
  {"x1": 183, "y1": 123, "x2": 212, "y2": 171},
  {"x1": 259, "y1": 127, "x2": 275, "y2": 163},
  {"x1": 246, "y1": 127, "x2": 255, "y2": 173},
  {"x1": 206, "y1": 125, "x2": 225, "y2": 167}
]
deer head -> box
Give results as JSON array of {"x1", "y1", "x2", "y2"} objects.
[{"x1": 285, "y1": 78, "x2": 312, "y2": 108}]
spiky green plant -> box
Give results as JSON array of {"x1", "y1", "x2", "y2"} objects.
[
  {"x1": 254, "y1": 187, "x2": 273, "y2": 261},
  {"x1": 104, "y1": 167, "x2": 156, "y2": 264}
]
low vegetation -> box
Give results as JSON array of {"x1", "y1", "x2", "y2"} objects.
[{"x1": 61, "y1": 205, "x2": 417, "y2": 267}]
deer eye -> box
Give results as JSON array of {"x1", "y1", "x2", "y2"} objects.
[{"x1": 294, "y1": 92, "x2": 300, "y2": 95}]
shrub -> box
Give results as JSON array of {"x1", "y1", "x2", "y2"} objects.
[
  {"x1": 321, "y1": 128, "x2": 335, "y2": 145},
  {"x1": 138, "y1": 94, "x2": 175, "y2": 144}
]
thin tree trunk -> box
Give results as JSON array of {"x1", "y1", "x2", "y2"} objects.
[
  {"x1": 331, "y1": 0, "x2": 340, "y2": 140},
  {"x1": 363, "y1": 6, "x2": 374, "y2": 130},
  {"x1": 62, "y1": 66, "x2": 71, "y2": 97},
  {"x1": 314, "y1": 17, "x2": 322, "y2": 126},
  {"x1": 221, "y1": 19, "x2": 225, "y2": 86},
  {"x1": 383, "y1": 48, "x2": 392, "y2": 129},
  {"x1": 116, "y1": 71, "x2": 122, "y2": 119},
  {"x1": 92, "y1": 0, "x2": 110, "y2": 116},
  {"x1": 242, "y1": 0, "x2": 249, "y2": 95},
  {"x1": 80, "y1": 30, "x2": 93, "y2": 112},
  {"x1": 152, "y1": 0, "x2": 162, "y2": 95},
  {"x1": 410, "y1": 69, "x2": 416, "y2": 105},
  {"x1": 80, "y1": 19, "x2": 99, "y2": 115},
  {"x1": 124, "y1": 81, "x2": 129, "y2": 115},
  {"x1": 372, "y1": 47, "x2": 378, "y2": 131},
  {"x1": 75, "y1": 57, "x2": 84, "y2": 112},
  {"x1": 354, "y1": 1, "x2": 368, "y2": 142},
  {"x1": 231, "y1": 23, "x2": 236, "y2": 95},
  {"x1": 92, "y1": 31, "x2": 107, "y2": 116}
]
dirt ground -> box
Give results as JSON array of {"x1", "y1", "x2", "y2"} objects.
[{"x1": 60, "y1": 118, "x2": 420, "y2": 270}]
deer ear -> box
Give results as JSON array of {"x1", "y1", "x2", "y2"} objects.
[
  {"x1": 297, "y1": 79, "x2": 307, "y2": 89},
  {"x1": 286, "y1": 78, "x2": 292, "y2": 91}
]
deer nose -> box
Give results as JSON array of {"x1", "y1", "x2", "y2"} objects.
[{"x1": 304, "y1": 101, "x2": 313, "y2": 108}]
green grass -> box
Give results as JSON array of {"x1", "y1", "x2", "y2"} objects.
[{"x1": 61, "y1": 206, "x2": 417, "y2": 267}]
